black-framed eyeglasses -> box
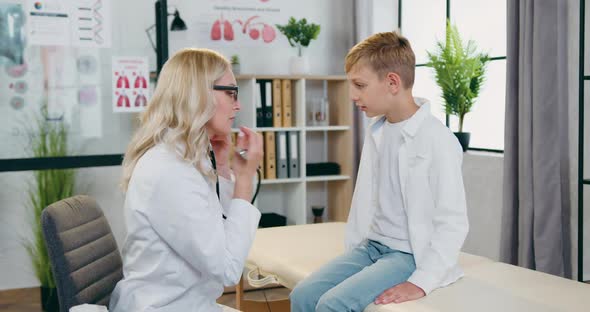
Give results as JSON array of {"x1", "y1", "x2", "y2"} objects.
[{"x1": 213, "y1": 85, "x2": 239, "y2": 101}]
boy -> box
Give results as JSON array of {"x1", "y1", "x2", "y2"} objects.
[{"x1": 290, "y1": 31, "x2": 469, "y2": 312}]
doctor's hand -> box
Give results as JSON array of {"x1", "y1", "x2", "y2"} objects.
[
  {"x1": 232, "y1": 127, "x2": 263, "y2": 201},
  {"x1": 374, "y1": 282, "x2": 425, "y2": 305}
]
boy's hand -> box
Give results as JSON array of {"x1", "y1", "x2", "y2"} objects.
[{"x1": 374, "y1": 282, "x2": 425, "y2": 305}]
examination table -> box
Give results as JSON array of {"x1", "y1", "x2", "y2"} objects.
[{"x1": 238, "y1": 222, "x2": 589, "y2": 312}]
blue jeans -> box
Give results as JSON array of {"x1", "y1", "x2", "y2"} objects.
[{"x1": 290, "y1": 240, "x2": 416, "y2": 312}]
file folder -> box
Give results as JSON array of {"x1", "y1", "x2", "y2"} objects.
[
  {"x1": 287, "y1": 131, "x2": 299, "y2": 178},
  {"x1": 272, "y1": 79, "x2": 283, "y2": 127},
  {"x1": 264, "y1": 131, "x2": 276, "y2": 179},
  {"x1": 276, "y1": 131, "x2": 288, "y2": 179},
  {"x1": 281, "y1": 80, "x2": 292, "y2": 127},
  {"x1": 255, "y1": 81, "x2": 263, "y2": 127},
  {"x1": 264, "y1": 81, "x2": 273, "y2": 127},
  {"x1": 257, "y1": 131, "x2": 265, "y2": 179}
]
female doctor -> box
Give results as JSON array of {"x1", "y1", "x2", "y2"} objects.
[{"x1": 110, "y1": 48, "x2": 263, "y2": 312}]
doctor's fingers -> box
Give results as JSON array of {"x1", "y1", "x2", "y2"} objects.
[
  {"x1": 248, "y1": 135, "x2": 264, "y2": 166},
  {"x1": 253, "y1": 132, "x2": 263, "y2": 152},
  {"x1": 238, "y1": 127, "x2": 262, "y2": 152},
  {"x1": 236, "y1": 126, "x2": 253, "y2": 149},
  {"x1": 245, "y1": 131, "x2": 263, "y2": 155}
]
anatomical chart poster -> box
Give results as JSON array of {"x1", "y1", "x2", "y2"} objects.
[
  {"x1": 191, "y1": 0, "x2": 286, "y2": 47},
  {"x1": 26, "y1": 0, "x2": 112, "y2": 48},
  {"x1": 72, "y1": 0, "x2": 112, "y2": 48},
  {"x1": 112, "y1": 56, "x2": 149, "y2": 113}
]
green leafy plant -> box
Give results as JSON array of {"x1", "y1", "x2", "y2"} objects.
[
  {"x1": 426, "y1": 20, "x2": 489, "y2": 132},
  {"x1": 24, "y1": 118, "x2": 75, "y2": 289},
  {"x1": 230, "y1": 54, "x2": 239, "y2": 65},
  {"x1": 276, "y1": 17, "x2": 320, "y2": 57}
]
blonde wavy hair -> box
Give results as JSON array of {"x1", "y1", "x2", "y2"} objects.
[{"x1": 121, "y1": 48, "x2": 230, "y2": 191}]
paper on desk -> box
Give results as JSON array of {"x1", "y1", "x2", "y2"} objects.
[{"x1": 69, "y1": 304, "x2": 108, "y2": 312}]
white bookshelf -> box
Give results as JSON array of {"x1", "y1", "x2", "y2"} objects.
[
  {"x1": 305, "y1": 175, "x2": 350, "y2": 182},
  {"x1": 260, "y1": 178, "x2": 303, "y2": 185},
  {"x1": 306, "y1": 126, "x2": 350, "y2": 131},
  {"x1": 253, "y1": 127, "x2": 302, "y2": 132},
  {"x1": 236, "y1": 74, "x2": 354, "y2": 225}
]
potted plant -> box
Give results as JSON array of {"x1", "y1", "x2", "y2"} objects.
[
  {"x1": 426, "y1": 20, "x2": 489, "y2": 152},
  {"x1": 24, "y1": 118, "x2": 75, "y2": 312},
  {"x1": 276, "y1": 17, "x2": 320, "y2": 74},
  {"x1": 230, "y1": 54, "x2": 240, "y2": 74}
]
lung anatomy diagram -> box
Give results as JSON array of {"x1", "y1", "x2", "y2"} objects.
[
  {"x1": 114, "y1": 70, "x2": 147, "y2": 109},
  {"x1": 211, "y1": 15, "x2": 276, "y2": 43}
]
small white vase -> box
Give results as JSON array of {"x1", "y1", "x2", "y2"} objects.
[
  {"x1": 289, "y1": 55, "x2": 309, "y2": 75},
  {"x1": 231, "y1": 63, "x2": 241, "y2": 75}
]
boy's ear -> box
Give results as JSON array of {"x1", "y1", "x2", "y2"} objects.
[{"x1": 385, "y1": 72, "x2": 402, "y2": 93}]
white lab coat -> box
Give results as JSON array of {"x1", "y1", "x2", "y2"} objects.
[
  {"x1": 345, "y1": 98, "x2": 469, "y2": 295},
  {"x1": 110, "y1": 143, "x2": 261, "y2": 312}
]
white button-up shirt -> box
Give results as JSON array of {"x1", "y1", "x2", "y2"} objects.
[
  {"x1": 110, "y1": 143, "x2": 261, "y2": 312},
  {"x1": 345, "y1": 98, "x2": 469, "y2": 294}
]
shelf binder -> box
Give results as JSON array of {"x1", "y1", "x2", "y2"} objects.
[
  {"x1": 272, "y1": 79, "x2": 283, "y2": 127},
  {"x1": 264, "y1": 131, "x2": 276, "y2": 179},
  {"x1": 287, "y1": 131, "x2": 299, "y2": 178},
  {"x1": 276, "y1": 131, "x2": 288, "y2": 179},
  {"x1": 281, "y1": 80, "x2": 292, "y2": 127}
]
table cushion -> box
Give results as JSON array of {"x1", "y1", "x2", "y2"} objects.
[{"x1": 247, "y1": 222, "x2": 589, "y2": 311}]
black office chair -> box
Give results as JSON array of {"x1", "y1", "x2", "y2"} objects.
[{"x1": 41, "y1": 195, "x2": 123, "y2": 311}]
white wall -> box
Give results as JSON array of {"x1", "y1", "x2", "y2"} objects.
[
  {"x1": 461, "y1": 153, "x2": 504, "y2": 261},
  {"x1": 1, "y1": 0, "x2": 359, "y2": 159},
  {"x1": 169, "y1": 0, "x2": 355, "y2": 75}
]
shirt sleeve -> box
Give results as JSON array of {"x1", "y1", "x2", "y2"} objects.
[
  {"x1": 144, "y1": 167, "x2": 261, "y2": 286},
  {"x1": 407, "y1": 133, "x2": 469, "y2": 294}
]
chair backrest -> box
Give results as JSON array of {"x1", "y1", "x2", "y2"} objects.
[{"x1": 41, "y1": 195, "x2": 123, "y2": 312}]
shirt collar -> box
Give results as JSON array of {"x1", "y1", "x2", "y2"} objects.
[{"x1": 369, "y1": 97, "x2": 431, "y2": 143}]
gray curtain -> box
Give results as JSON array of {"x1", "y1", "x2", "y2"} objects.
[{"x1": 501, "y1": 0, "x2": 571, "y2": 278}]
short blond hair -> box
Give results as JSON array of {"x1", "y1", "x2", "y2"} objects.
[{"x1": 345, "y1": 31, "x2": 415, "y2": 88}]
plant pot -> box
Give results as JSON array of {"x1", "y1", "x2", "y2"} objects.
[
  {"x1": 311, "y1": 206, "x2": 325, "y2": 224},
  {"x1": 289, "y1": 55, "x2": 309, "y2": 75},
  {"x1": 41, "y1": 286, "x2": 59, "y2": 312},
  {"x1": 231, "y1": 63, "x2": 240, "y2": 75},
  {"x1": 454, "y1": 132, "x2": 470, "y2": 152}
]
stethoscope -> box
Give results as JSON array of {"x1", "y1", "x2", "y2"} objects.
[{"x1": 208, "y1": 145, "x2": 261, "y2": 219}]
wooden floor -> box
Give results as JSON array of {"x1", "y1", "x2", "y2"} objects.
[
  {"x1": 0, "y1": 287, "x2": 290, "y2": 312},
  {"x1": 0, "y1": 288, "x2": 40, "y2": 312}
]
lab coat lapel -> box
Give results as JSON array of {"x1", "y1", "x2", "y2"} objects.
[
  {"x1": 397, "y1": 98, "x2": 431, "y2": 213},
  {"x1": 398, "y1": 140, "x2": 409, "y2": 211}
]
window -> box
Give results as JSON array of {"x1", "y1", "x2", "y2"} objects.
[{"x1": 401, "y1": 0, "x2": 507, "y2": 151}]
